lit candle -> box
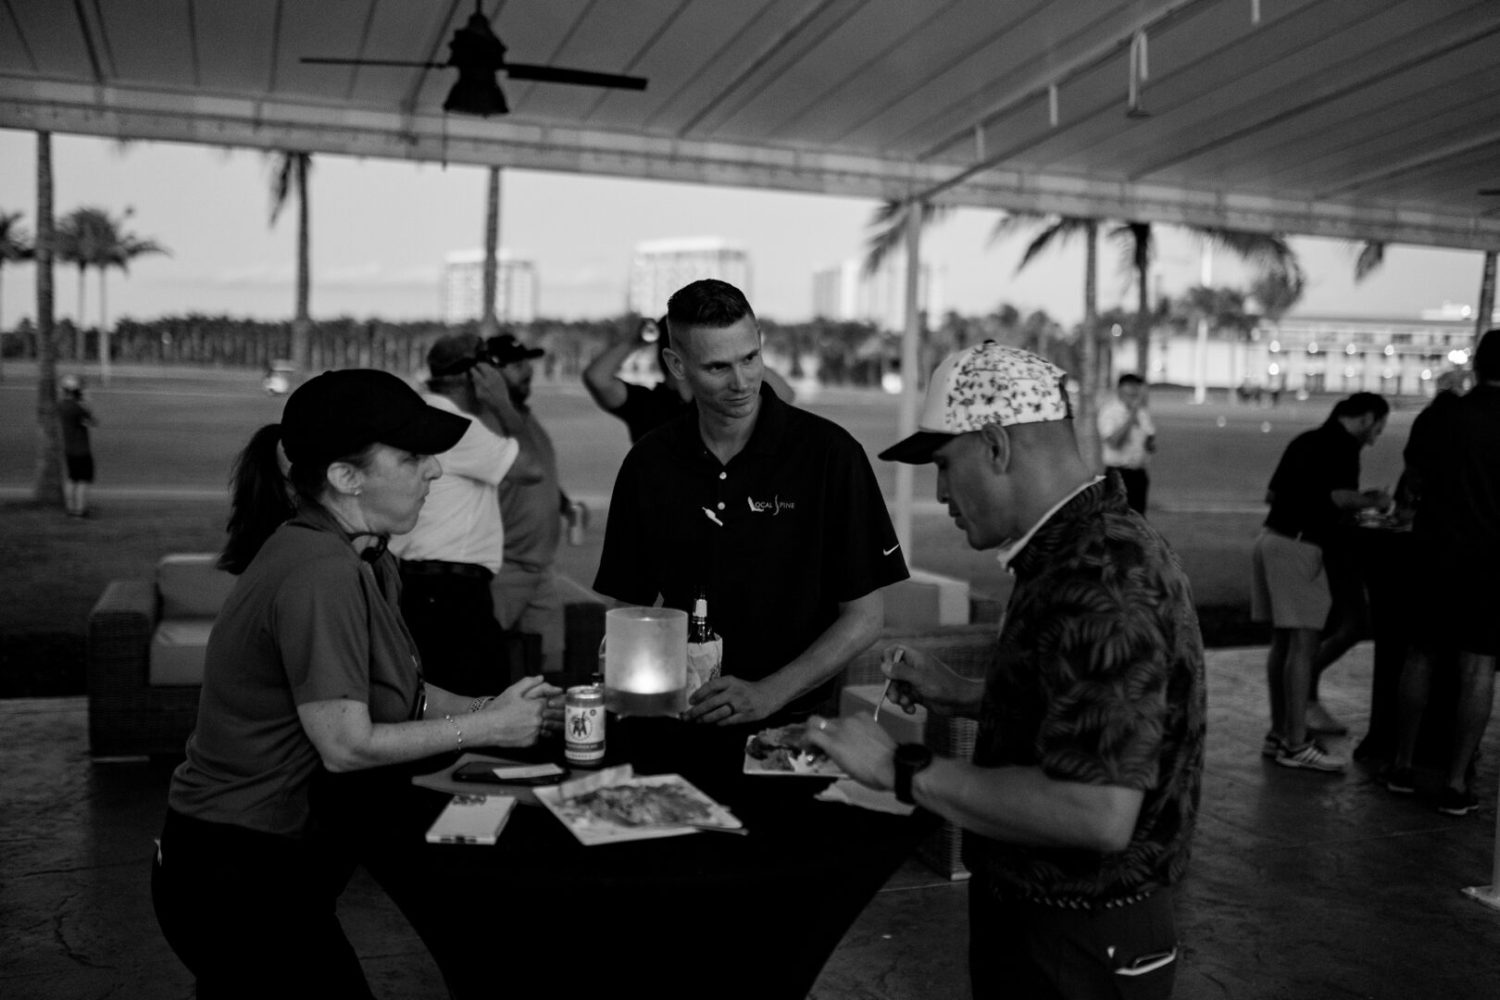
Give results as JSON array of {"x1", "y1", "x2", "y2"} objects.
[{"x1": 603, "y1": 607, "x2": 688, "y2": 716}]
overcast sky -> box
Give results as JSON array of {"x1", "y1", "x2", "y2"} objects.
[{"x1": 0, "y1": 130, "x2": 1489, "y2": 331}]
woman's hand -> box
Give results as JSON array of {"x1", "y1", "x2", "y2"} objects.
[{"x1": 474, "y1": 676, "x2": 564, "y2": 747}]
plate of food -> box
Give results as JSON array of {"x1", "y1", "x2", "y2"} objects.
[
  {"x1": 535, "y1": 765, "x2": 744, "y2": 845},
  {"x1": 743, "y1": 724, "x2": 846, "y2": 777}
]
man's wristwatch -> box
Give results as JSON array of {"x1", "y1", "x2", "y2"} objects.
[{"x1": 893, "y1": 743, "x2": 934, "y2": 805}]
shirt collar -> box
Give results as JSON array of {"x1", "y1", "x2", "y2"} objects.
[
  {"x1": 993, "y1": 476, "x2": 1106, "y2": 571},
  {"x1": 669, "y1": 382, "x2": 787, "y2": 463}
]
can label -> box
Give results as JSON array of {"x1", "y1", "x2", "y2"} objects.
[{"x1": 565, "y1": 686, "x2": 606, "y2": 766}]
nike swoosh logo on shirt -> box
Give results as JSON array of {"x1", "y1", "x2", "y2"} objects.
[{"x1": 883, "y1": 543, "x2": 900, "y2": 556}]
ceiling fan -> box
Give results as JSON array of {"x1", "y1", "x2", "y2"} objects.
[{"x1": 300, "y1": 0, "x2": 648, "y2": 117}]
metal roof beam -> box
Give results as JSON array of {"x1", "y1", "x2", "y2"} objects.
[{"x1": 3, "y1": 77, "x2": 1497, "y2": 251}]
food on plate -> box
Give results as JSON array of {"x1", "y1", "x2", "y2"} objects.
[
  {"x1": 567, "y1": 781, "x2": 718, "y2": 828},
  {"x1": 744, "y1": 724, "x2": 844, "y2": 776}
]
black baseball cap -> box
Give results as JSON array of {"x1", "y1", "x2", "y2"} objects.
[
  {"x1": 484, "y1": 333, "x2": 545, "y2": 365},
  {"x1": 428, "y1": 333, "x2": 486, "y2": 377},
  {"x1": 280, "y1": 369, "x2": 469, "y2": 467}
]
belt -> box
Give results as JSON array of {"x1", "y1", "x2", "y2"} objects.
[
  {"x1": 1267, "y1": 526, "x2": 1315, "y2": 544},
  {"x1": 399, "y1": 560, "x2": 493, "y2": 580}
]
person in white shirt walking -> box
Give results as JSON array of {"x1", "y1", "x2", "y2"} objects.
[
  {"x1": 1098, "y1": 373, "x2": 1156, "y2": 515},
  {"x1": 391, "y1": 334, "x2": 528, "y2": 697}
]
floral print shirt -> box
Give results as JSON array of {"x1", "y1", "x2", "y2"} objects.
[{"x1": 964, "y1": 478, "x2": 1207, "y2": 907}]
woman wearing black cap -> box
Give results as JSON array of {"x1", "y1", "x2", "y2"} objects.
[{"x1": 151, "y1": 369, "x2": 564, "y2": 998}]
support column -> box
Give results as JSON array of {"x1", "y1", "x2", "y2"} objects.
[
  {"x1": 1476, "y1": 249, "x2": 1496, "y2": 340},
  {"x1": 480, "y1": 166, "x2": 501, "y2": 339},
  {"x1": 1193, "y1": 242, "x2": 1214, "y2": 404},
  {"x1": 894, "y1": 202, "x2": 924, "y2": 557}
]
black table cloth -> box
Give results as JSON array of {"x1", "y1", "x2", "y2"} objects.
[{"x1": 321, "y1": 717, "x2": 937, "y2": 1000}]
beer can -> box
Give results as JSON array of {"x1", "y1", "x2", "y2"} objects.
[{"x1": 564, "y1": 684, "x2": 606, "y2": 767}]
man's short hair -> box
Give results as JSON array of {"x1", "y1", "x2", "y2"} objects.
[
  {"x1": 1117, "y1": 373, "x2": 1144, "y2": 389},
  {"x1": 1331, "y1": 391, "x2": 1390, "y2": 421},
  {"x1": 666, "y1": 280, "x2": 755, "y2": 334},
  {"x1": 1474, "y1": 328, "x2": 1500, "y2": 382}
]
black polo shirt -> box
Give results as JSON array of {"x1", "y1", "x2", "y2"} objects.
[
  {"x1": 1264, "y1": 419, "x2": 1361, "y2": 547},
  {"x1": 613, "y1": 382, "x2": 690, "y2": 445},
  {"x1": 1405, "y1": 385, "x2": 1500, "y2": 554},
  {"x1": 594, "y1": 384, "x2": 909, "y2": 718}
]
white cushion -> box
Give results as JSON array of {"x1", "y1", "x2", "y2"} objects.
[
  {"x1": 149, "y1": 619, "x2": 215, "y2": 686},
  {"x1": 883, "y1": 569, "x2": 971, "y2": 629},
  {"x1": 157, "y1": 553, "x2": 235, "y2": 620}
]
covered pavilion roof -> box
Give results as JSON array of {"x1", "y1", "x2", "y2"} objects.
[{"x1": 2, "y1": 0, "x2": 1498, "y2": 251}]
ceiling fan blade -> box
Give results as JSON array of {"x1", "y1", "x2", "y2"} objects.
[
  {"x1": 503, "y1": 62, "x2": 647, "y2": 91},
  {"x1": 301, "y1": 57, "x2": 449, "y2": 68}
]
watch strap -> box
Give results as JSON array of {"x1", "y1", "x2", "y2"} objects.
[{"x1": 894, "y1": 743, "x2": 933, "y2": 805}]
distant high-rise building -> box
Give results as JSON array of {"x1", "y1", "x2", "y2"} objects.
[
  {"x1": 811, "y1": 253, "x2": 941, "y2": 332},
  {"x1": 628, "y1": 238, "x2": 751, "y2": 318},
  {"x1": 442, "y1": 249, "x2": 538, "y2": 325}
]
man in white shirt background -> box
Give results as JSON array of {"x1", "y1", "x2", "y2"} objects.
[
  {"x1": 1098, "y1": 373, "x2": 1157, "y2": 515},
  {"x1": 391, "y1": 333, "x2": 526, "y2": 696}
]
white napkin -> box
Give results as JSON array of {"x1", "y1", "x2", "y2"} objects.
[{"x1": 815, "y1": 779, "x2": 915, "y2": 816}]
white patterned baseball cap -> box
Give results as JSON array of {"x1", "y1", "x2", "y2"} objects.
[{"x1": 878, "y1": 342, "x2": 1071, "y2": 464}]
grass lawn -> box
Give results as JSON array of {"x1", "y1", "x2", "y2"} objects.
[{"x1": 5, "y1": 365, "x2": 1418, "y2": 695}]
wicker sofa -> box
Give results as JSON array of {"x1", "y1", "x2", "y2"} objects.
[
  {"x1": 841, "y1": 622, "x2": 997, "y2": 880},
  {"x1": 86, "y1": 554, "x2": 235, "y2": 759}
]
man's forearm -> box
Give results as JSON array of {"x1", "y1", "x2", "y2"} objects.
[
  {"x1": 758, "y1": 591, "x2": 883, "y2": 711},
  {"x1": 913, "y1": 759, "x2": 1144, "y2": 853},
  {"x1": 582, "y1": 338, "x2": 639, "y2": 409}
]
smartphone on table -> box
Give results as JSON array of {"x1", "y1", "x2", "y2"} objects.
[{"x1": 451, "y1": 761, "x2": 567, "y2": 786}]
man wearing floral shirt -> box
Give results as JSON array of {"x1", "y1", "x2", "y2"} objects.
[{"x1": 809, "y1": 343, "x2": 1207, "y2": 999}]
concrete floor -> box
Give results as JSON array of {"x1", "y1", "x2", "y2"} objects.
[{"x1": 5, "y1": 642, "x2": 1500, "y2": 1000}]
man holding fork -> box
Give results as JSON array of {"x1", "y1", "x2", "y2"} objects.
[{"x1": 807, "y1": 343, "x2": 1206, "y2": 1000}]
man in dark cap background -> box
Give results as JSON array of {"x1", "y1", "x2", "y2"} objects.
[
  {"x1": 390, "y1": 333, "x2": 528, "y2": 696},
  {"x1": 486, "y1": 333, "x2": 577, "y2": 677}
]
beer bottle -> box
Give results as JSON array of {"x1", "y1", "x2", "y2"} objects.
[{"x1": 689, "y1": 587, "x2": 717, "y2": 643}]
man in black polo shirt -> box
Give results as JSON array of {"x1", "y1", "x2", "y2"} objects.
[
  {"x1": 1251, "y1": 392, "x2": 1391, "y2": 772},
  {"x1": 594, "y1": 279, "x2": 909, "y2": 726}
]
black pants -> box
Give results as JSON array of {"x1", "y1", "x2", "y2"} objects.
[
  {"x1": 969, "y1": 881, "x2": 1178, "y2": 999},
  {"x1": 1109, "y1": 467, "x2": 1150, "y2": 515},
  {"x1": 399, "y1": 565, "x2": 509, "y2": 696},
  {"x1": 151, "y1": 809, "x2": 373, "y2": 1000}
]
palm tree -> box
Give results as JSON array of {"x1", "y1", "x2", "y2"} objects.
[
  {"x1": 862, "y1": 199, "x2": 951, "y2": 276},
  {"x1": 269, "y1": 151, "x2": 312, "y2": 370},
  {"x1": 56, "y1": 207, "x2": 116, "y2": 361},
  {"x1": 1181, "y1": 283, "x2": 1261, "y2": 392},
  {"x1": 54, "y1": 207, "x2": 167, "y2": 381},
  {"x1": 1354, "y1": 240, "x2": 1386, "y2": 283},
  {"x1": 480, "y1": 166, "x2": 501, "y2": 338},
  {"x1": 988, "y1": 211, "x2": 1105, "y2": 468},
  {"x1": 0, "y1": 210, "x2": 34, "y2": 382},
  {"x1": 1111, "y1": 221, "x2": 1154, "y2": 380},
  {"x1": 33, "y1": 131, "x2": 63, "y2": 505},
  {"x1": 96, "y1": 212, "x2": 168, "y2": 382}
]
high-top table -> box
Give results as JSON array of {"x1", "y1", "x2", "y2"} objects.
[{"x1": 320, "y1": 716, "x2": 937, "y2": 1000}]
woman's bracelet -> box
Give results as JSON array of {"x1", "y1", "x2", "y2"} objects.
[
  {"x1": 468, "y1": 695, "x2": 496, "y2": 714},
  {"x1": 443, "y1": 713, "x2": 463, "y2": 748}
]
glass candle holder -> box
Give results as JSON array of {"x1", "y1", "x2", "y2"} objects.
[{"x1": 602, "y1": 607, "x2": 688, "y2": 717}]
